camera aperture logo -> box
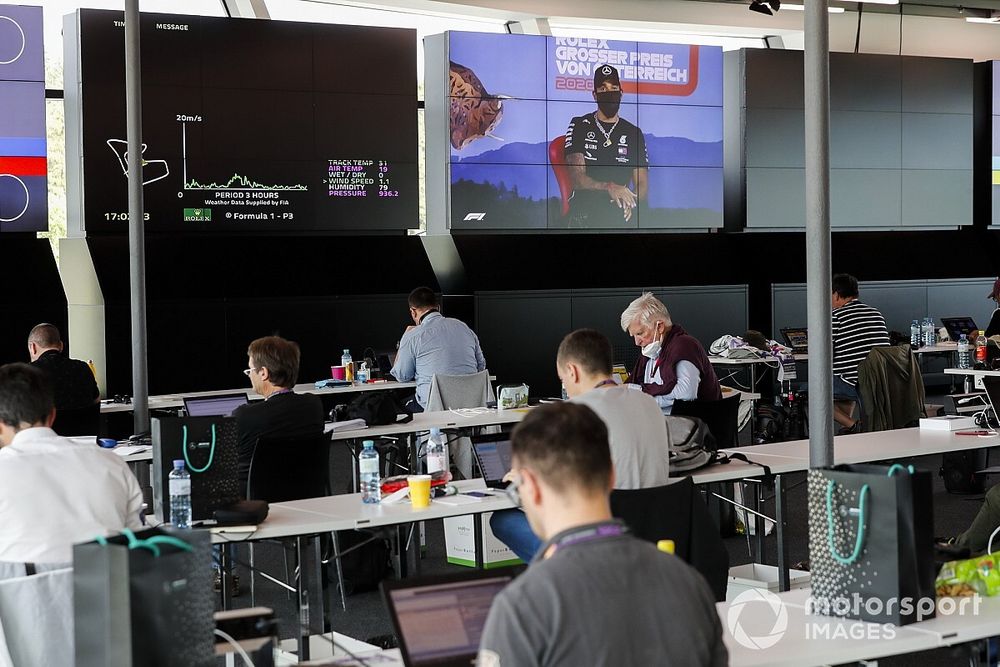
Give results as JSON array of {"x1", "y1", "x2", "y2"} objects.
[{"x1": 727, "y1": 589, "x2": 788, "y2": 650}]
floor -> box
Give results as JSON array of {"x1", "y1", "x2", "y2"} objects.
[{"x1": 221, "y1": 396, "x2": 998, "y2": 666}]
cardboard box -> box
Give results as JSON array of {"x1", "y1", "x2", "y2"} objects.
[{"x1": 444, "y1": 512, "x2": 523, "y2": 569}]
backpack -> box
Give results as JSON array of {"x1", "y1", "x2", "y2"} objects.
[
  {"x1": 333, "y1": 393, "x2": 413, "y2": 427},
  {"x1": 333, "y1": 530, "x2": 393, "y2": 595},
  {"x1": 666, "y1": 416, "x2": 719, "y2": 474}
]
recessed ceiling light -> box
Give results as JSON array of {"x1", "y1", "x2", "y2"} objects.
[{"x1": 783, "y1": 4, "x2": 846, "y2": 11}]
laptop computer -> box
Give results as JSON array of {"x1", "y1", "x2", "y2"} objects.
[
  {"x1": 941, "y1": 317, "x2": 979, "y2": 342},
  {"x1": 780, "y1": 327, "x2": 809, "y2": 354},
  {"x1": 981, "y1": 377, "x2": 1000, "y2": 428},
  {"x1": 382, "y1": 569, "x2": 520, "y2": 667},
  {"x1": 182, "y1": 393, "x2": 249, "y2": 417},
  {"x1": 470, "y1": 434, "x2": 513, "y2": 489}
]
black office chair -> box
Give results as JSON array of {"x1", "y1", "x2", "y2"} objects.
[
  {"x1": 245, "y1": 434, "x2": 344, "y2": 607},
  {"x1": 610, "y1": 478, "x2": 729, "y2": 601},
  {"x1": 52, "y1": 403, "x2": 100, "y2": 439},
  {"x1": 671, "y1": 393, "x2": 740, "y2": 448}
]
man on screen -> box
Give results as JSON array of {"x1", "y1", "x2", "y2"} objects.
[{"x1": 564, "y1": 64, "x2": 649, "y2": 226}]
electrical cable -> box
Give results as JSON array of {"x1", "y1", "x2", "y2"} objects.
[
  {"x1": 854, "y1": 2, "x2": 863, "y2": 53},
  {"x1": 214, "y1": 628, "x2": 255, "y2": 667}
]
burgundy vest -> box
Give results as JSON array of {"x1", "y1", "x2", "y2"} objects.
[{"x1": 629, "y1": 324, "x2": 722, "y2": 401}]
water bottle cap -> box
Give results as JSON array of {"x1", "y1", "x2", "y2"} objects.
[
  {"x1": 657, "y1": 539, "x2": 675, "y2": 555},
  {"x1": 343, "y1": 349, "x2": 350, "y2": 354},
  {"x1": 362, "y1": 440, "x2": 375, "y2": 448},
  {"x1": 172, "y1": 459, "x2": 185, "y2": 468}
]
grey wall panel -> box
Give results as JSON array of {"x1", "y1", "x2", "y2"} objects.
[
  {"x1": 773, "y1": 278, "x2": 995, "y2": 340},
  {"x1": 570, "y1": 290, "x2": 645, "y2": 367},
  {"x1": 830, "y1": 112, "x2": 901, "y2": 169},
  {"x1": 743, "y1": 50, "x2": 803, "y2": 109},
  {"x1": 475, "y1": 292, "x2": 572, "y2": 390},
  {"x1": 745, "y1": 108, "x2": 804, "y2": 168},
  {"x1": 830, "y1": 53, "x2": 901, "y2": 112},
  {"x1": 746, "y1": 168, "x2": 805, "y2": 228},
  {"x1": 928, "y1": 279, "x2": 996, "y2": 324},
  {"x1": 901, "y1": 113, "x2": 973, "y2": 170},
  {"x1": 830, "y1": 170, "x2": 901, "y2": 228},
  {"x1": 901, "y1": 57, "x2": 974, "y2": 114},
  {"x1": 901, "y1": 170, "x2": 973, "y2": 227},
  {"x1": 646, "y1": 286, "x2": 748, "y2": 347}
]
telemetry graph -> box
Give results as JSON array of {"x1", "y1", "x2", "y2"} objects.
[{"x1": 180, "y1": 119, "x2": 307, "y2": 192}]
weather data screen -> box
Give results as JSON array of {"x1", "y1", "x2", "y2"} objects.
[{"x1": 74, "y1": 10, "x2": 417, "y2": 232}]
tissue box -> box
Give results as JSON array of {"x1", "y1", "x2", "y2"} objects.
[{"x1": 919, "y1": 415, "x2": 977, "y2": 431}]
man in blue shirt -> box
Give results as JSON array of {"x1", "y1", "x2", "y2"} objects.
[{"x1": 390, "y1": 287, "x2": 487, "y2": 412}]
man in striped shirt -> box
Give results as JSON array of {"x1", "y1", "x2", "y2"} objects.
[{"x1": 831, "y1": 274, "x2": 889, "y2": 434}]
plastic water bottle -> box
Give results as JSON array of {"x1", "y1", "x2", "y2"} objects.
[
  {"x1": 958, "y1": 334, "x2": 971, "y2": 369},
  {"x1": 923, "y1": 318, "x2": 936, "y2": 348},
  {"x1": 426, "y1": 427, "x2": 449, "y2": 474},
  {"x1": 976, "y1": 330, "x2": 989, "y2": 365},
  {"x1": 168, "y1": 460, "x2": 192, "y2": 529},
  {"x1": 356, "y1": 361, "x2": 370, "y2": 384},
  {"x1": 341, "y1": 349, "x2": 354, "y2": 383},
  {"x1": 910, "y1": 320, "x2": 920, "y2": 349},
  {"x1": 360, "y1": 440, "x2": 380, "y2": 504}
]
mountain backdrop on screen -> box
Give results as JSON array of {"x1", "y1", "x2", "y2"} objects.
[
  {"x1": 74, "y1": 10, "x2": 417, "y2": 233},
  {"x1": 445, "y1": 32, "x2": 723, "y2": 231},
  {"x1": 0, "y1": 4, "x2": 47, "y2": 234}
]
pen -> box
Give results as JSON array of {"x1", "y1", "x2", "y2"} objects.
[{"x1": 955, "y1": 430, "x2": 995, "y2": 436}]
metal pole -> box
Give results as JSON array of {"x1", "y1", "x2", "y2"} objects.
[
  {"x1": 805, "y1": 0, "x2": 834, "y2": 468},
  {"x1": 124, "y1": 0, "x2": 149, "y2": 434}
]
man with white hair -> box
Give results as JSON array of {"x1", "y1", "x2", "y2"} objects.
[{"x1": 620, "y1": 293, "x2": 721, "y2": 414}]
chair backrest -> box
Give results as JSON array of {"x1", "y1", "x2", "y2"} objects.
[
  {"x1": 0, "y1": 567, "x2": 74, "y2": 667},
  {"x1": 246, "y1": 434, "x2": 331, "y2": 503},
  {"x1": 426, "y1": 370, "x2": 494, "y2": 412},
  {"x1": 610, "y1": 478, "x2": 729, "y2": 601},
  {"x1": 52, "y1": 403, "x2": 100, "y2": 438},
  {"x1": 548, "y1": 137, "x2": 572, "y2": 217},
  {"x1": 670, "y1": 393, "x2": 740, "y2": 449},
  {"x1": 857, "y1": 345, "x2": 925, "y2": 432}
]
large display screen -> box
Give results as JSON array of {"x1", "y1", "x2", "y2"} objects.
[
  {"x1": 993, "y1": 61, "x2": 999, "y2": 227},
  {"x1": 0, "y1": 4, "x2": 46, "y2": 233},
  {"x1": 75, "y1": 10, "x2": 417, "y2": 233},
  {"x1": 444, "y1": 33, "x2": 722, "y2": 230}
]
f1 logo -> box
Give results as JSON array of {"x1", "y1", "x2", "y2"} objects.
[{"x1": 463, "y1": 212, "x2": 486, "y2": 221}]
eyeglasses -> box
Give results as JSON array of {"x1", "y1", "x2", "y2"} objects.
[{"x1": 243, "y1": 367, "x2": 259, "y2": 378}]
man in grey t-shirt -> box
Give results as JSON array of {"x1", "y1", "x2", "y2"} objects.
[
  {"x1": 490, "y1": 329, "x2": 670, "y2": 561},
  {"x1": 478, "y1": 402, "x2": 726, "y2": 667}
]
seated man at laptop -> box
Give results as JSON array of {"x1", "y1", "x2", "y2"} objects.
[
  {"x1": 235, "y1": 336, "x2": 325, "y2": 494},
  {"x1": 620, "y1": 292, "x2": 721, "y2": 414},
  {"x1": 478, "y1": 402, "x2": 726, "y2": 667},
  {"x1": 490, "y1": 329, "x2": 671, "y2": 561},
  {"x1": 27, "y1": 323, "x2": 99, "y2": 412},
  {"x1": 0, "y1": 363, "x2": 143, "y2": 578}
]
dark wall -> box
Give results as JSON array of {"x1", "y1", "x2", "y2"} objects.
[
  {"x1": 89, "y1": 234, "x2": 437, "y2": 395},
  {"x1": 0, "y1": 237, "x2": 67, "y2": 367}
]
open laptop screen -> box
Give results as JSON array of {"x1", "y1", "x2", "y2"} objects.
[
  {"x1": 183, "y1": 393, "x2": 249, "y2": 417},
  {"x1": 471, "y1": 437, "x2": 513, "y2": 483},
  {"x1": 387, "y1": 574, "x2": 513, "y2": 665}
]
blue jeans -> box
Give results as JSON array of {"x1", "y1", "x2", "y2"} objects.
[
  {"x1": 490, "y1": 509, "x2": 541, "y2": 562},
  {"x1": 833, "y1": 375, "x2": 860, "y2": 401}
]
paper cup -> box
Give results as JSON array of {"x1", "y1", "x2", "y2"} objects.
[
  {"x1": 408, "y1": 475, "x2": 432, "y2": 509},
  {"x1": 331, "y1": 365, "x2": 346, "y2": 380}
]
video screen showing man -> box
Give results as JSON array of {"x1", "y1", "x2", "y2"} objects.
[{"x1": 564, "y1": 64, "x2": 648, "y2": 227}]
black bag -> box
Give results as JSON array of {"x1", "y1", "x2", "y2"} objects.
[
  {"x1": 73, "y1": 527, "x2": 215, "y2": 667},
  {"x1": 807, "y1": 464, "x2": 936, "y2": 625},
  {"x1": 334, "y1": 393, "x2": 413, "y2": 427},
  {"x1": 666, "y1": 415, "x2": 719, "y2": 474},
  {"x1": 940, "y1": 450, "x2": 988, "y2": 494},
  {"x1": 152, "y1": 416, "x2": 240, "y2": 522},
  {"x1": 335, "y1": 529, "x2": 393, "y2": 595}
]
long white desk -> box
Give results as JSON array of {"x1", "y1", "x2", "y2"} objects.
[{"x1": 100, "y1": 379, "x2": 418, "y2": 414}]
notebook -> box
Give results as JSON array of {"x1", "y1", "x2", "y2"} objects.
[
  {"x1": 470, "y1": 434, "x2": 513, "y2": 489},
  {"x1": 381, "y1": 569, "x2": 519, "y2": 667}
]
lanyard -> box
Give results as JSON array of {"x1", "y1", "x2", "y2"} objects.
[
  {"x1": 267, "y1": 388, "x2": 293, "y2": 400},
  {"x1": 548, "y1": 522, "x2": 627, "y2": 556},
  {"x1": 594, "y1": 379, "x2": 617, "y2": 389}
]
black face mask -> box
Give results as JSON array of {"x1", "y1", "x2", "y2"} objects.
[{"x1": 595, "y1": 90, "x2": 622, "y2": 118}]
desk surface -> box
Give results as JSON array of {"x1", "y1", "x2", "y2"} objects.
[
  {"x1": 328, "y1": 407, "x2": 531, "y2": 441},
  {"x1": 100, "y1": 379, "x2": 417, "y2": 414},
  {"x1": 944, "y1": 367, "x2": 1000, "y2": 377}
]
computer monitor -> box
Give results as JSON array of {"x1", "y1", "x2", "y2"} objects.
[
  {"x1": 183, "y1": 393, "x2": 249, "y2": 417},
  {"x1": 470, "y1": 434, "x2": 513, "y2": 488},
  {"x1": 382, "y1": 570, "x2": 519, "y2": 667},
  {"x1": 780, "y1": 327, "x2": 809, "y2": 354}
]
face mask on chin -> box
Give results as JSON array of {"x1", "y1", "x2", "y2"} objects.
[
  {"x1": 640, "y1": 323, "x2": 662, "y2": 359},
  {"x1": 595, "y1": 90, "x2": 622, "y2": 118}
]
